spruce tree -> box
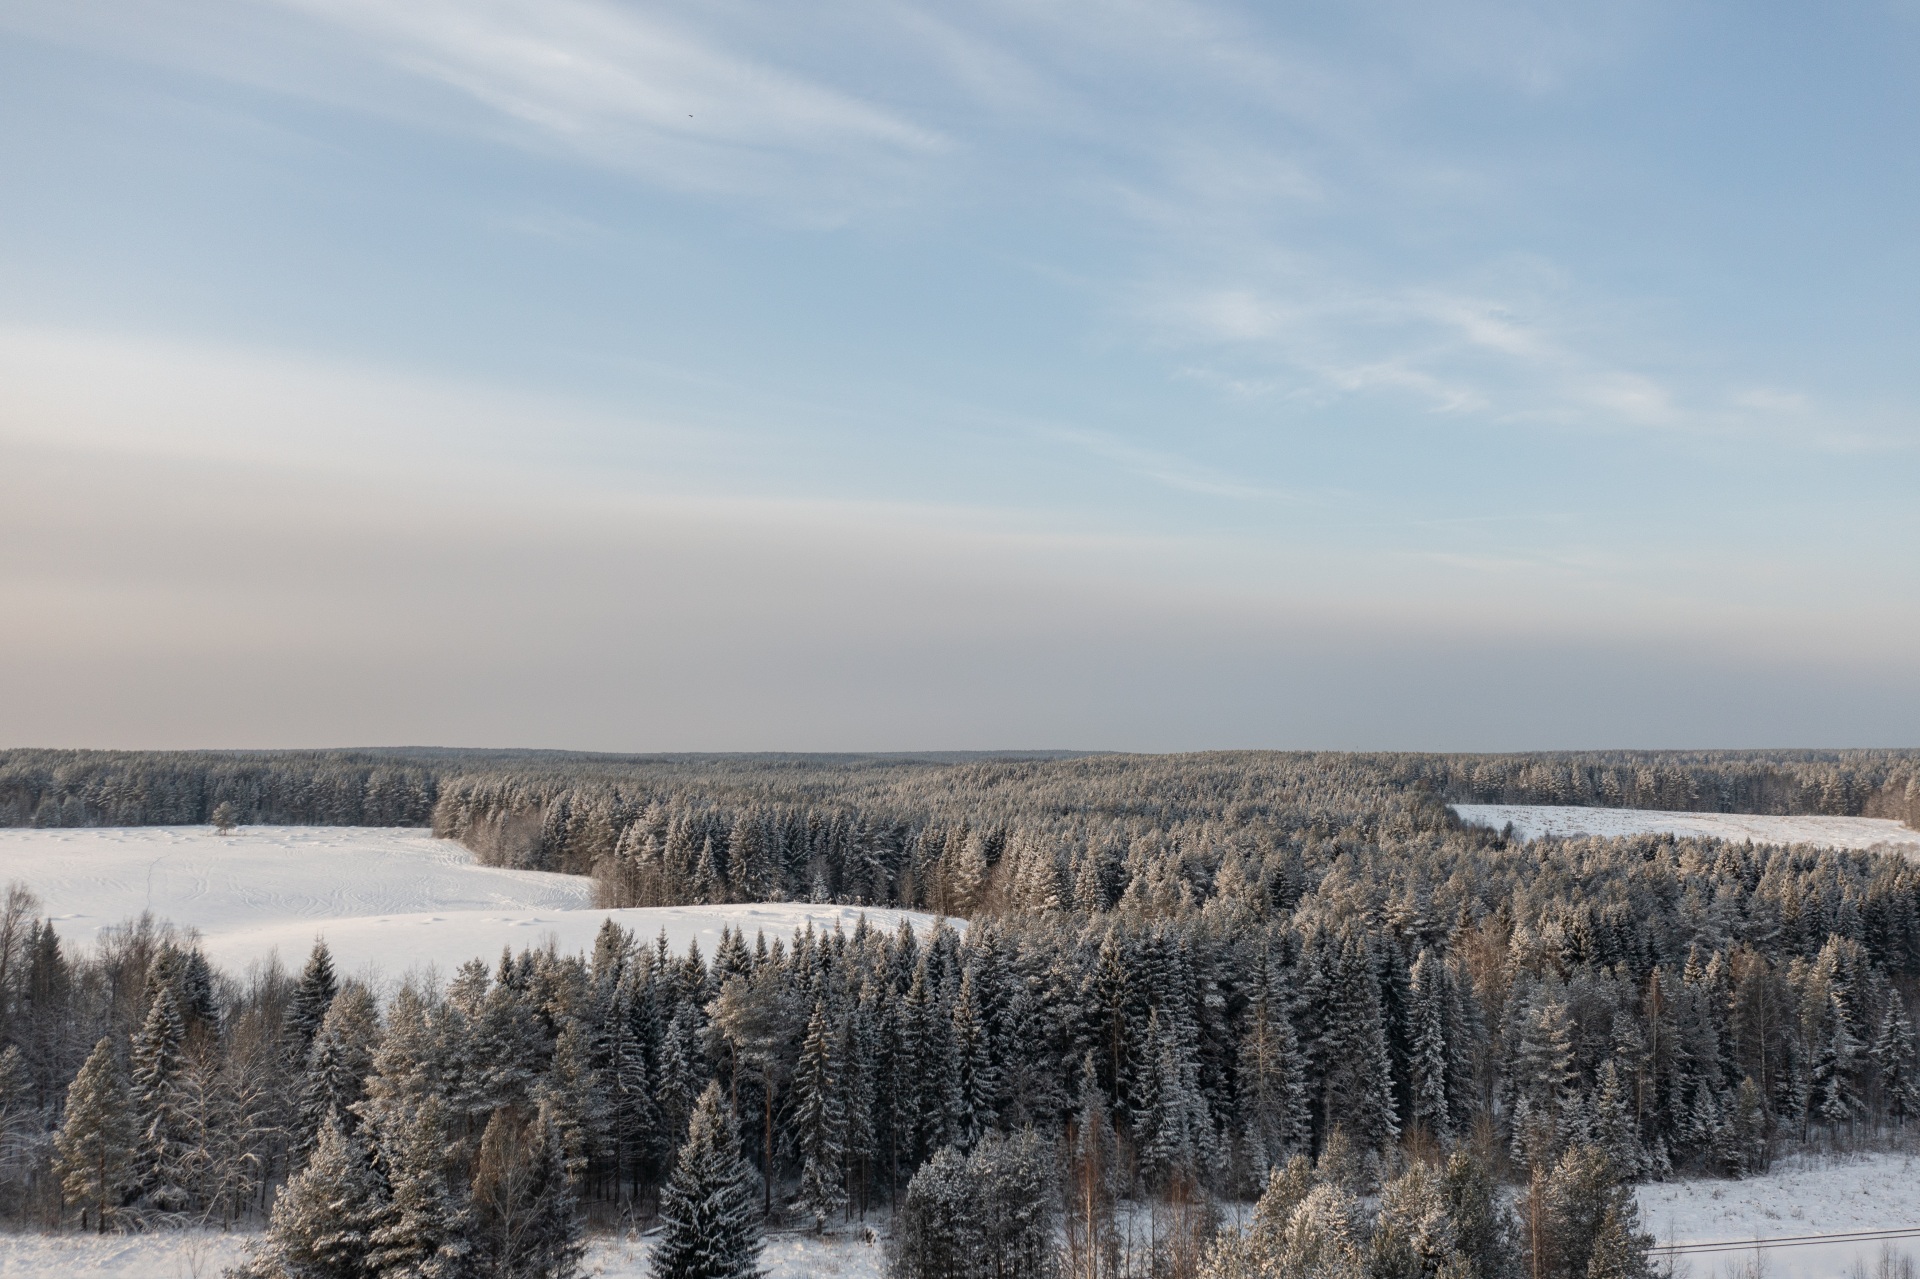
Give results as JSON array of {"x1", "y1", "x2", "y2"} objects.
[
  {"x1": 53, "y1": 1036, "x2": 133, "y2": 1232},
  {"x1": 286, "y1": 940, "x2": 339, "y2": 1060},
  {"x1": 652, "y1": 1081, "x2": 762, "y2": 1279},
  {"x1": 1315, "y1": 929, "x2": 1399, "y2": 1153},
  {"x1": 1811, "y1": 988, "x2": 1863, "y2": 1131},
  {"x1": 1870, "y1": 993, "x2": 1919, "y2": 1125},
  {"x1": 1235, "y1": 963, "x2": 1308, "y2": 1181},
  {"x1": 1406, "y1": 950, "x2": 1451, "y2": 1140},
  {"x1": 791, "y1": 1000, "x2": 847, "y2": 1230},
  {"x1": 1584, "y1": 1202, "x2": 1653, "y2": 1279},
  {"x1": 296, "y1": 984, "x2": 379, "y2": 1157},
  {"x1": 1590, "y1": 1059, "x2": 1643, "y2": 1178},
  {"x1": 129, "y1": 984, "x2": 189, "y2": 1208},
  {"x1": 609, "y1": 968, "x2": 659, "y2": 1196},
  {"x1": 894, "y1": 1145, "x2": 974, "y2": 1279},
  {"x1": 538, "y1": 1020, "x2": 608, "y2": 1188},
  {"x1": 1135, "y1": 1009, "x2": 1207, "y2": 1190},
  {"x1": 367, "y1": 1096, "x2": 473, "y2": 1279},
  {"x1": 949, "y1": 971, "x2": 996, "y2": 1151},
  {"x1": 1065, "y1": 1055, "x2": 1120, "y2": 1279},
  {"x1": 470, "y1": 1102, "x2": 585, "y2": 1279},
  {"x1": 243, "y1": 1115, "x2": 387, "y2": 1279},
  {"x1": 1370, "y1": 1162, "x2": 1455, "y2": 1279}
]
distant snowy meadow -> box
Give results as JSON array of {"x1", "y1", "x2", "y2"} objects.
[
  {"x1": 1452, "y1": 804, "x2": 1920, "y2": 853},
  {"x1": 0, "y1": 825, "x2": 959, "y2": 981}
]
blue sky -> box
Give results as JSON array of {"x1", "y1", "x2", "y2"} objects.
[{"x1": 2, "y1": 0, "x2": 1917, "y2": 750}]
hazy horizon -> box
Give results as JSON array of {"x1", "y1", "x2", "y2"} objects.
[{"x1": 4, "y1": 2, "x2": 1917, "y2": 751}]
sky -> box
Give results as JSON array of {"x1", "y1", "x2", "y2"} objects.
[{"x1": 2, "y1": 0, "x2": 1918, "y2": 752}]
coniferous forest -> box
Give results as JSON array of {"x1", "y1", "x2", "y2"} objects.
[{"x1": 4, "y1": 747, "x2": 1920, "y2": 1279}]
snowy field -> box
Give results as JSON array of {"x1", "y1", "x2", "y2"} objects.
[
  {"x1": 1454, "y1": 804, "x2": 1920, "y2": 853},
  {"x1": 1638, "y1": 1151, "x2": 1920, "y2": 1278},
  {"x1": 0, "y1": 1229, "x2": 888, "y2": 1279},
  {"x1": 0, "y1": 826, "x2": 958, "y2": 982}
]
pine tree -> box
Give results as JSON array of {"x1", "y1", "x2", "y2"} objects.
[
  {"x1": 359, "y1": 985, "x2": 441, "y2": 1133},
  {"x1": 791, "y1": 1000, "x2": 847, "y2": 1230},
  {"x1": 522, "y1": 1103, "x2": 588, "y2": 1279},
  {"x1": 967, "y1": 1131, "x2": 1056, "y2": 1279},
  {"x1": 1442, "y1": 1149, "x2": 1516, "y2": 1279},
  {"x1": 470, "y1": 1102, "x2": 586, "y2": 1279},
  {"x1": 652, "y1": 1081, "x2": 763, "y2": 1279},
  {"x1": 1537, "y1": 1144, "x2": 1649, "y2": 1279},
  {"x1": 1725, "y1": 1076, "x2": 1766, "y2": 1176},
  {"x1": 53, "y1": 1036, "x2": 133, "y2": 1232}
]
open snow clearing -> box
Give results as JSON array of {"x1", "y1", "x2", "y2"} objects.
[
  {"x1": 1637, "y1": 1151, "x2": 1920, "y2": 1278},
  {"x1": 0, "y1": 825, "x2": 958, "y2": 980},
  {"x1": 1453, "y1": 803, "x2": 1920, "y2": 852}
]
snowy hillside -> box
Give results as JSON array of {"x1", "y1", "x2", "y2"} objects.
[
  {"x1": 0, "y1": 825, "x2": 958, "y2": 980},
  {"x1": 1453, "y1": 803, "x2": 1920, "y2": 852}
]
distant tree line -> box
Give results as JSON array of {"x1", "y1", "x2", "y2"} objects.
[{"x1": 5, "y1": 748, "x2": 1917, "y2": 848}]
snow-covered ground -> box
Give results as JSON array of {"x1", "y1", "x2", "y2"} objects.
[
  {"x1": 586, "y1": 1229, "x2": 887, "y2": 1279},
  {"x1": 0, "y1": 1228, "x2": 887, "y2": 1278},
  {"x1": 1454, "y1": 804, "x2": 1920, "y2": 853},
  {"x1": 12, "y1": 1155, "x2": 1920, "y2": 1279},
  {"x1": 0, "y1": 826, "x2": 958, "y2": 982},
  {"x1": 1638, "y1": 1152, "x2": 1920, "y2": 1278}
]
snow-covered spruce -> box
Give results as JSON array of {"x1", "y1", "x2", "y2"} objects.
[{"x1": 652, "y1": 1081, "x2": 763, "y2": 1279}]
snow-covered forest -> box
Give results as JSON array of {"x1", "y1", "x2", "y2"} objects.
[{"x1": 4, "y1": 747, "x2": 1920, "y2": 1278}]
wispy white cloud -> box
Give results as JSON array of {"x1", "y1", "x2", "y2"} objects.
[
  {"x1": 268, "y1": 0, "x2": 945, "y2": 191},
  {"x1": 1, "y1": 0, "x2": 948, "y2": 210}
]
